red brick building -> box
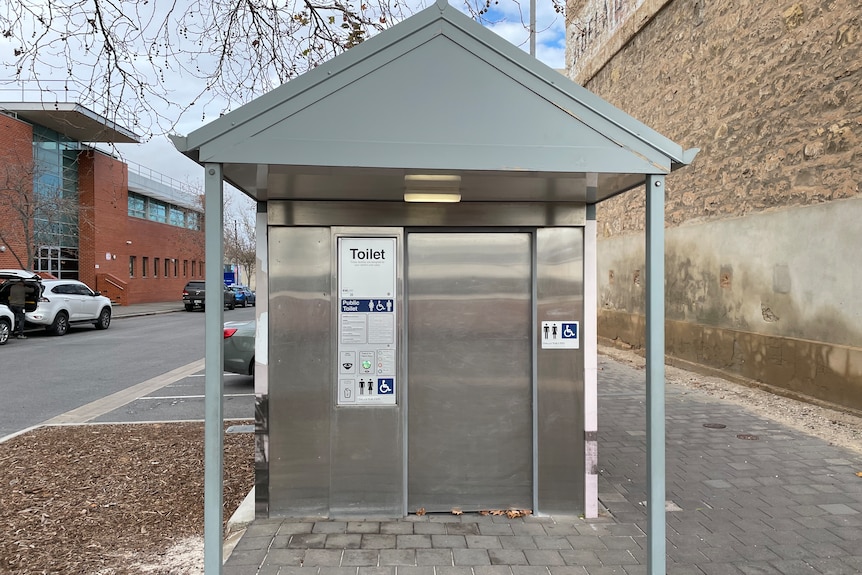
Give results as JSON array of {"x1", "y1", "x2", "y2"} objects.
[{"x1": 0, "y1": 103, "x2": 205, "y2": 305}]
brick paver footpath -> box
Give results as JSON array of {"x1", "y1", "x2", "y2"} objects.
[{"x1": 224, "y1": 354, "x2": 862, "y2": 575}]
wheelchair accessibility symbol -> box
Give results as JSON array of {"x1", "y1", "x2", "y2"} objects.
[
  {"x1": 541, "y1": 320, "x2": 579, "y2": 349},
  {"x1": 377, "y1": 378, "x2": 394, "y2": 394}
]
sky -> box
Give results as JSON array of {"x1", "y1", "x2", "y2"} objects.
[
  {"x1": 114, "y1": 0, "x2": 566, "y2": 197},
  {"x1": 3, "y1": 0, "x2": 566, "y2": 205}
]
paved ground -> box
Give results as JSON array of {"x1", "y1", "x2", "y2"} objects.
[{"x1": 223, "y1": 354, "x2": 862, "y2": 575}]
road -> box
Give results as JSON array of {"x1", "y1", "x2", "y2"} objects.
[{"x1": 0, "y1": 306, "x2": 256, "y2": 438}]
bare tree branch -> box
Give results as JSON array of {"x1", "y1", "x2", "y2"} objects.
[{"x1": 2, "y1": 0, "x2": 562, "y2": 139}]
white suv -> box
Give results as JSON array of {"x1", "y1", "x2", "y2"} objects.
[
  {"x1": 0, "y1": 304, "x2": 12, "y2": 344},
  {"x1": 27, "y1": 279, "x2": 113, "y2": 336},
  {"x1": 0, "y1": 269, "x2": 41, "y2": 342}
]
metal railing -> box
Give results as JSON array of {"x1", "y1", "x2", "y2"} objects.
[
  {"x1": 126, "y1": 159, "x2": 201, "y2": 200},
  {"x1": 0, "y1": 79, "x2": 137, "y2": 134},
  {"x1": 0, "y1": 80, "x2": 84, "y2": 103}
]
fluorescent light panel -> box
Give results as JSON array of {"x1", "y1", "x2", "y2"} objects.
[
  {"x1": 404, "y1": 192, "x2": 461, "y2": 203},
  {"x1": 404, "y1": 174, "x2": 461, "y2": 202}
]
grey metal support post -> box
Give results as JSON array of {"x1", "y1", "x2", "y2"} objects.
[
  {"x1": 204, "y1": 163, "x2": 225, "y2": 574},
  {"x1": 645, "y1": 174, "x2": 666, "y2": 575}
]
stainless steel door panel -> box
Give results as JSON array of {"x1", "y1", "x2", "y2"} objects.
[
  {"x1": 330, "y1": 227, "x2": 404, "y2": 517},
  {"x1": 536, "y1": 227, "x2": 585, "y2": 514},
  {"x1": 268, "y1": 227, "x2": 332, "y2": 517},
  {"x1": 407, "y1": 233, "x2": 532, "y2": 511}
]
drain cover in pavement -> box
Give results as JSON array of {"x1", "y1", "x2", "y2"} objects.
[
  {"x1": 736, "y1": 433, "x2": 759, "y2": 440},
  {"x1": 703, "y1": 423, "x2": 727, "y2": 429}
]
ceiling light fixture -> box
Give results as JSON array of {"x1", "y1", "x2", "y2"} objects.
[{"x1": 404, "y1": 174, "x2": 461, "y2": 203}]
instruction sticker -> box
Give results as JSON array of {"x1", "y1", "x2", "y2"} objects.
[{"x1": 541, "y1": 321, "x2": 579, "y2": 349}]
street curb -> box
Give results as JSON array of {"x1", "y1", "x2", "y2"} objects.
[
  {"x1": 112, "y1": 308, "x2": 184, "y2": 319},
  {"x1": 224, "y1": 487, "x2": 256, "y2": 560}
]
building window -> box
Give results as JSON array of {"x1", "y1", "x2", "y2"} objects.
[
  {"x1": 154, "y1": 258, "x2": 160, "y2": 277},
  {"x1": 165, "y1": 258, "x2": 171, "y2": 278},
  {"x1": 149, "y1": 200, "x2": 167, "y2": 223},
  {"x1": 183, "y1": 260, "x2": 188, "y2": 277},
  {"x1": 170, "y1": 207, "x2": 185, "y2": 227},
  {"x1": 129, "y1": 256, "x2": 136, "y2": 278},
  {"x1": 142, "y1": 257, "x2": 149, "y2": 278},
  {"x1": 129, "y1": 192, "x2": 201, "y2": 230},
  {"x1": 191, "y1": 260, "x2": 196, "y2": 277},
  {"x1": 128, "y1": 193, "x2": 146, "y2": 218},
  {"x1": 173, "y1": 259, "x2": 178, "y2": 277}
]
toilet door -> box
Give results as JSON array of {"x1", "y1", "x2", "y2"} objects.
[{"x1": 407, "y1": 232, "x2": 532, "y2": 512}]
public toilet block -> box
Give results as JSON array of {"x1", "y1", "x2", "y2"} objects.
[{"x1": 172, "y1": 0, "x2": 697, "y2": 522}]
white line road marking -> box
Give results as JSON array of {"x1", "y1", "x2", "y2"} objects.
[{"x1": 42, "y1": 358, "x2": 206, "y2": 425}]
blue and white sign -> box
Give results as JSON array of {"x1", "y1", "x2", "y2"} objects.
[
  {"x1": 541, "y1": 320, "x2": 580, "y2": 349},
  {"x1": 341, "y1": 299, "x2": 394, "y2": 313},
  {"x1": 337, "y1": 237, "x2": 398, "y2": 406},
  {"x1": 377, "y1": 378, "x2": 395, "y2": 395}
]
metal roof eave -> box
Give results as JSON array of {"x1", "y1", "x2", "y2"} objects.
[{"x1": 1, "y1": 102, "x2": 140, "y2": 144}]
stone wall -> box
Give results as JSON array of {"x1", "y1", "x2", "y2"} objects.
[
  {"x1": 568, "y1": 0, "x2": 862, "y2": 410},
  {"x1": 575, "y1": 0, "x2": 860, "y2": 231},
  {"x1": 598, "y1": 198, "x2": 862, "y2": 410}
]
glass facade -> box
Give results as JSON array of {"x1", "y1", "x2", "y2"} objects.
[{"x1": 32, "y1": 126, "x2": 80, "y2": 279}]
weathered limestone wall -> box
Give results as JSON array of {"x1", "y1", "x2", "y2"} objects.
[
  {"x1": 598, "y1": 198, "x2": 862, "y2": 410},
  {"x1": 567, "y1": 0, "x2": 862, "y2": 409}
]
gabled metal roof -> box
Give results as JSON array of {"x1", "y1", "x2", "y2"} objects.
[{"x1": 172, "y1": 0, "x2": 696, "y2": 204}]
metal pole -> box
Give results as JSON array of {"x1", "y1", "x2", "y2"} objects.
[
  {"x1": 584, "y1": 203, "x2": 599, "y2": 518},
  {"x1": 529, "y1": 0, "x2": 536, "y2": 56},
  {"x1": 204, "y1": 163, "x2": 225, "y2": 574},
  {"x1": 234, "y1": 219, "x2": 239, "y2": 285},
  {"x1": 645, "y1": 174, "x2": 666, "y2": 575}
]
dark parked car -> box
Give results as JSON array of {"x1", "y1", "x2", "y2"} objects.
[
  {"x1": 229, "y1": 285, "x2": 256, "y2": 307},
  {"x1": 182, "y1": 281, "x2": 236, "y2": 311}
]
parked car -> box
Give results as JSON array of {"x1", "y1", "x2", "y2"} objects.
[
  {"x1": 183, "y1": 280, "x2": 236, "y2": 311},
  {"x1": 224, "y1": 320, "x2": 255, "y2": 375},
  {"x1": 0, "y1": 269, "x2": 43, "y2": 340},
  {"x1": 229, "y1": 285, "x2": 256, "y2": 307},
  {"x1": 28, "y1": 279, "x2": 112, "y2": 335},
  {"x1": 0, "y1": 304, "x2": 12, "y2": 345}
]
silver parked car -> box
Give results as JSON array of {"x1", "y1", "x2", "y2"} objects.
[{"x1": 223, "y1": 320, "x2": 255, "y2": 375}]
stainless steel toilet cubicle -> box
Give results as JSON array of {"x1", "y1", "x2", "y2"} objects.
[{"x1": 265, "y1": 202, "x2": 585, "y2": 518}]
